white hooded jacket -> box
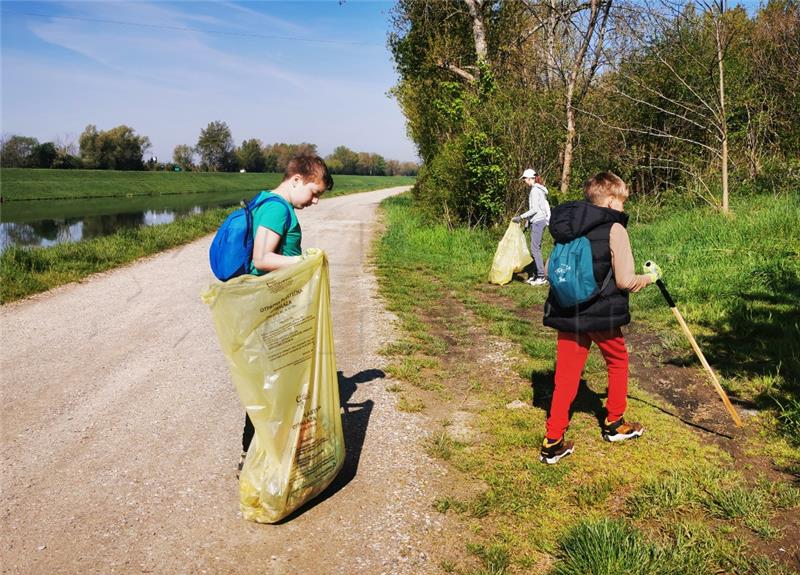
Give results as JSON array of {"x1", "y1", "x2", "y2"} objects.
[{"x1": 519, "y1": 183, "x2": 550, "y2": 225}]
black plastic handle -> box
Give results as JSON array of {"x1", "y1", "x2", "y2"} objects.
[{"x1": 655, "y1": 279, "x2": 676, "y2": 308}]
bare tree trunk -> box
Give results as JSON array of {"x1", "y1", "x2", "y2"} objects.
[
  {"x1": 715, "y1": 2, "x2": 729, "y2": 213},
  {"x1": 464, "y1": 0, "x2": 488, "y2": 61},
  {"x1": 559, "y1": 0, "x2": 603, "y2": 196},
  {"x1": 561, "y1": 85, "x2": 577, "y2": 196},
  {"x1": 545, "y1": 0, "x2": 558, "y2": 89}
]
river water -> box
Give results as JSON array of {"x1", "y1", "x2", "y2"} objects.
[{"x1": 0, "y1": 190, "x2": 254, "y2": 251}]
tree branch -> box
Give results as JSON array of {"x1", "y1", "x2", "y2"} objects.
[
  {"x1": 437, "y1": 59, "x2": 476, "y2": 82},
  {"x1": 576, "y1": 0, "x2": 612, "y2": 102},
  {"x1": 574, "y1": 105, "x2": 723, "y2": 158}
]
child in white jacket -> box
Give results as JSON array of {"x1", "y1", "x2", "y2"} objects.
[{"x1": 513, "y1": 168, "x2": 551, "y2": 285}]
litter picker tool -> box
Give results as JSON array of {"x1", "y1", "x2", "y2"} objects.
[{"x1": 644, "y1": 261, "x2": 742, "y2": 427}]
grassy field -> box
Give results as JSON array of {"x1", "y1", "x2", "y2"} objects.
[
  {"x1": 0, "y1": 171, "x2": 414, "y2": 303},
  {"x1": 0, "y1": 168, "x2": 416, "y2": 201},
  {"x1": 374, "y1": 191, "x2": 799, "y2": 574}
]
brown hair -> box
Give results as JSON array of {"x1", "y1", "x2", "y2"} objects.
[
  {"x1": 283, "y1": 154, "x2": 334, "y2": 191},
  {"x1": 534, "y1": 174, "x2": 544, "y2": 186},
  {"x1": 583, "y1": 171, "x2": 628, "y2": 204}
]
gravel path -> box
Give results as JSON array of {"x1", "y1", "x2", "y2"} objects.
[{"x1": 1, "y1": 187, "x2": 446, "y2": 574}]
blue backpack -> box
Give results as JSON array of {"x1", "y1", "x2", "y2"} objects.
[
  {"x1": 547, "y1": 236, "x2": 612, "y2": 307},
  {"x1": 209, "y1": 193, "x2": 290, "y2": 281}
]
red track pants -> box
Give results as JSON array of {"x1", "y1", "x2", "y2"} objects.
[{"x1": 545, "y1": 328, "x2": 629, "y2": 441}]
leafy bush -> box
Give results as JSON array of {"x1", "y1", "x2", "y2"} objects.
[
  {"x1": 412, "y1": 138, "x2": 465, "y2": 226},
  {"x1": 461, "y1": 130, "x2": 508, "y2": 225}
]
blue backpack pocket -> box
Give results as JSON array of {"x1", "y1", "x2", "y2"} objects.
[{"x1": 547, "y1": 236, "x2": 606, "y2": 307}]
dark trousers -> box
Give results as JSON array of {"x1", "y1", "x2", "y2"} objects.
[
  {"x1": 523, "y1": 220, "x2": 547, "y2": 278},
  {"x1": 242, "y1": 413, "x2": 254, "y2": 452}
]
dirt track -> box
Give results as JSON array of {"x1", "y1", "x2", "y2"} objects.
[{"x1": 0, "y1": 187, "x2": 447, "y2": 574}]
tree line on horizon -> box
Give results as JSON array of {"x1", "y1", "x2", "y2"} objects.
[
  {"x1": 0, "y1": 120, "x2": 419, "y2": 177},
  {"x1": 390, "y1": 0, "x2": 799, "y2": 225}
]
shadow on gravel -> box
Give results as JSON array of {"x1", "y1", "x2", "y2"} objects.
[{"x1": 276, "y1": 369, "x2": 385, "y2": 522}]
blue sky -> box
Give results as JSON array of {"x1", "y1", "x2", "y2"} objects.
[{"x1": 1, "y1": 1, "x2": 418, "y2": 163}]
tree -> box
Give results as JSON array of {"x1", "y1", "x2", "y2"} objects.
[
  {"x1": 33, "y1": 142, "x2": 57, "y2": 168},
  {"x1": 748, "y1": 0, "x2": 800, "y2": 162},
  {"x1": 172, "y1": 145, "x2": 195, "y2": 171},
  {"x1": 237, "y1": 139, "x2": 266, "y2": 172},
  {"x1": 385, "y1": 159, "x2": 401, "y2": 175},
  {"x1": 78, "y1": 125, "x2": 100, "y2": 167},
  {"x1": 1, "y1": 135, "x2": 40, "y2": 167},
  {"x1": 196, "y1": 121, "x2": 236, "y2": 172},
  {"x1": 263, "y1": 142, "x2": 318, "y2": 172},
  {"x1": 519, "y1": 0, "x2": 615, "y2": 196},
  {"x1": 399, "y1": 161, "x2": 420, "y2": 176},
  {"x1": 588, "y1": 1, "x2": 750, "y2": 211},
  {"x1": 354, "y1": 152, "x2": 387, "y2": 175},
  {"x1": 79, "y1": 124, "x2": 150, "y2": 170},
  {"x1": 390, "y1": 0, "x2": 512, "y2": 225},
  {"x1": 390, "y1": 0, "x2": 797, "y2": 223},
  {"x1": 326, "y1": 145, "x2": 359, "y2": 174},
  {"x1": 52, "y1": 134, "x2": 80, "y2": 169}
]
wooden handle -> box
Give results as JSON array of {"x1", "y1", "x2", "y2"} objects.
[{"x1": 670, "y1": 307, "x2": 742, "y2": 427}]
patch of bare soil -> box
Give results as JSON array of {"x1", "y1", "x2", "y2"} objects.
[{"x1": 384, "y1": 286, "x2": 529, "y2": 573}]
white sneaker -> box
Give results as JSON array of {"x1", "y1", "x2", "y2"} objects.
[{"x1": 527, "y1": 277, "x2": 548, "y2": 286}]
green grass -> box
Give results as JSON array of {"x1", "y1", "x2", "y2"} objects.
[
  {"x1": 466, "y1": 543, "x2": 511, "y2": 575},
  {"x1": 627, "y1": 192, "x2": 800, "y2": 412},
  {"x1": 552, "y1": 517, "x2": 792, "y2": 575},
  {"x1": 426, "y1": 429, "x2": 464, "y2": 461},
  {"x1": 374, "y1": 191, "x2": 799, "y2": 574},
  {"x1": 0, "y1": 168, "x2": 415, "y2": 201},
  {"x1": 377, "y1": 192, "x2": 800, "y2": 443},
  {"x1": 396, "y1": 396, "x2": 425, "y2": 412},
  {"x1": 627, "y1": 471, "x2": 697, "y2": 518}
]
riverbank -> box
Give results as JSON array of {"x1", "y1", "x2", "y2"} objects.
[
  {"x1": 1, "y1": 207, "x2": 228, "y2": 303},
  {"x1": 0, "y1": 168, "x2": 416, "y2": 201},
  {"x1": 1, "y1": 180, "x2": 415, "y2": 303}
]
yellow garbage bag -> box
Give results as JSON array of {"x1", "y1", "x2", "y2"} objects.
[
  {"x1": 488, "y1": 221, "x2": 533, "y2": 285},
  {"x1": 201, "y1": 248, "x2": 345, "y2": 523}
]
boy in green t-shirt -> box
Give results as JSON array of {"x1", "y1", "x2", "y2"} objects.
[
  {"x1": 249, "y1": 154, "x2": 333, "y2": 274},
  {"x1": 239, "y1": 154, "x2": 333, "y2": 473}
]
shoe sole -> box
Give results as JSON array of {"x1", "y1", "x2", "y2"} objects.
[
  {"x1": 602, "y1": 429, "x2": 644, "y2": 442},
  {"x1": 539, "y1": 446, "x2": 574, "y2": 464}
]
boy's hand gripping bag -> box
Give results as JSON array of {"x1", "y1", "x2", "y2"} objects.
[
  {"x1": 488, "y1": 221, "x2": 533, "y2": 285},
  {"x1": 201, "y1": 248, "x2": 345, "y2": 523}
]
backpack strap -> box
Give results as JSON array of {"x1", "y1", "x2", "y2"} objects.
[
  {"x1": 598, "y1": 267, "x2": 614, "y2": 293},
  {"x1": 245, "y1": 192, "x2": 293, "y2": 271}
]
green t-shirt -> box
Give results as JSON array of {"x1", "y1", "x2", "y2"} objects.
[{"x1": 249, "y1": 191, "x2": 301, "y2": 276}]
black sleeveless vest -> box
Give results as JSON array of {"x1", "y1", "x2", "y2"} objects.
[{"x1": 543, "y1": 201, "x2": 631, "y2": 333}]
